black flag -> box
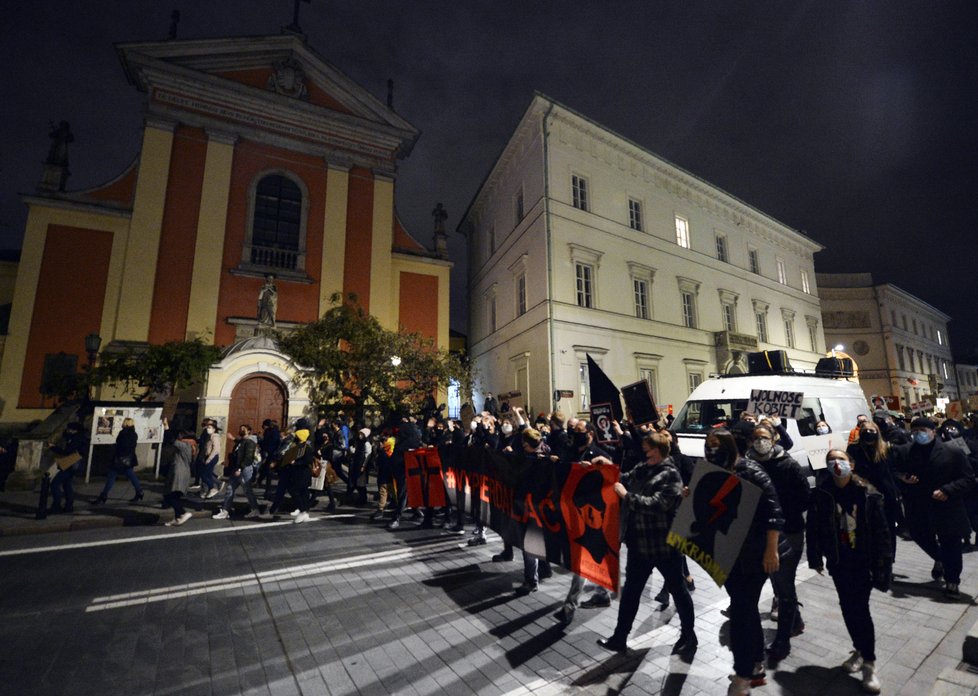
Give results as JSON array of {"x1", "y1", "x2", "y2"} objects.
[{"x1": 586, "y1": 354, "x2": 622, "y2": 422}]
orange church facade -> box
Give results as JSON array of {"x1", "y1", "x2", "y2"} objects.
[{"x1": 0, "y1": 34, "x2": 451, "y2": 427}]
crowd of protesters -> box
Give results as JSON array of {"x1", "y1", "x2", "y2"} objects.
[{"x1": 29, "y1": 392, "x2": 978, "y2": 695}]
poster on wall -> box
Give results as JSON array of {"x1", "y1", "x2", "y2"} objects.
[{"x1": 86, "y1": 402, "x2": 165, "y2": 482}]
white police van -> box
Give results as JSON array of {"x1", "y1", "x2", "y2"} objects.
[{"x1": 670, "y1": 351, "x2": 868, "y2": 473}]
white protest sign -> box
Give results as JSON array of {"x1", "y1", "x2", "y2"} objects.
[
  {"x1": 803, "y1": 433, "x2": 837, "y2": 471},
  {"x1": 746, "y1": 389, "x2": 804, "y2": 419}
]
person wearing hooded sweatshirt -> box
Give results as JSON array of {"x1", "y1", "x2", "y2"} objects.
[
  {"x1": 269, "y1": 418, "x2": 315, "y2": 523},
  {"x1": 807, "y1": 448, "x2": 891, "y2": 695},
  {"x1": 746, "y1": 423, "x2": 809, "y2": 660},
  {"x1": 213, "y1": 424, "x2": 262, "y2": 520}
]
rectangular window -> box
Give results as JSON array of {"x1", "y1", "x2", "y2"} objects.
[
  {"x1": 901, "y1": 313, "x2": 907, "y2": 330},
  {"x1": 489, "y1": 296, "x2": 497, "y2": 333},
  {"x1": 633, "y1": 278, "x2": 649, "y2": 319},
  {"x1": 943, "y1": 361, "x2": 949, "y2": 380},
  {"x1": 756, "y1": 312, "x2": 768, "y2": 343},
  {"x1": 628, "y1": 198, "x2": 643, "y2": 231},
  {"x1": 912, "y1": 318, "x2": 918, "y2": 335},
  {"x1": 938, "y1": 329, "x2": 944, "y2": 345},
  {"x1": 575, "y1": 263, "x2": 593, "y2": 308},
  {"x1": 801, "y1": 270, "x2": 811, "y2": 294},
  {"x1": 639, "y1": 368, "x2": 657, "y2": 395},
  {"x1": 723, "y1": 303, "x2": 736, "y2": 332},
  {"x1": 572, "y1": 175, "x2": 588, "y2": 211},
  {"x1": 681, "y1": 291, "x2": 697, "y2": 328},
  {"x1": 749, "y1": 248, "x2": 760, "y2": 274},
  {"x1": 675, "y1": 215, "x2": 690, "y2": 248},
  {"x1": 784, "y1": 318, "x2": 795, "y2": 348},
  {"x1": 687, "y1": 372, "x2": 703, "y2": 395},
  {"x1": 579, "y1": 362, "x2": 590, "y2": 411},
  {"x1": 891, "y1": 309, "x2": 897, "y2": 327},
  {"x1": 517, "y1": 273, "x2": 527, "y2": 316},
  {"x1": 515, "y1": 188, "x2": 525, "y2": 222},
  {"x1": 777, "y1": 258, "x2": 787, "y2": 285},
  {"x1": 715, "y1": 234, "x2": 728, "y2": 262},
  {"x1": 896, "y1": 344, "x2": 905, "y2": 370},
  {"x1": 808, "y1": 324, "x2": 818, "y2": 351}
]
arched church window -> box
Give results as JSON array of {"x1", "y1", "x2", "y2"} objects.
[{"x1": 242, "y1": 171, "x2": 309, "y2": 275}]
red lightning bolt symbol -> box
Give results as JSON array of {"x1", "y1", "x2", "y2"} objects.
[{"x1": 708, "y1": 475, "x2": 741, "y2": 525}]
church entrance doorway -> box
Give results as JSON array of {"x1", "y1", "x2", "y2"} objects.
[{"x1": 228, "y1": 374, "x2": 287, "y2": 432}]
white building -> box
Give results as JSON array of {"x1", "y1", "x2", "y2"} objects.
[
  {"x1": 459, "y1": 95, "x2": 825, "y2": 417},
  {"x1": 955, "y1": 363, "x2": 977, "y2": 401},
  {"x1": 817, "y1": 273, "x2": 958, "y2": 409}
]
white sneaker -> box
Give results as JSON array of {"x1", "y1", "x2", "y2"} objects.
[
  {"x1": 294, "y1": 511, "x2": 310, "y2": 524},
  {"x1": 164, "y1": 517, "x2": 178, "y2": 527},
  {"x1": 212, "y1": 509, "x2": 229, "y2": 520},
  {"x1": 290, "y1": 508, "x2": 301, "y2": 517},
  {"x1": 861, "y1": 662, "x2": 880, "y2": 694},
  {"x1": 245, "y1": 509, "x2": 261, "y2": 519},
  {"x1": 174, "y1": 512, "x2": 192, "y2": 526},
  {"x1": 188, "y1": 484, "x2": 201, "y2": 492},
  {"x1": 727, "y1": 675, "x2": 751, "y2": 696},
  {"x1": 843, "y1": 650, "x2": 864, "y2": 673},
  {"x1": 205, "y1": 488, "x2": 219, "y2": 499},
  {"x1": 199, "y1": 488, "x2": 210, "y2": 498}
]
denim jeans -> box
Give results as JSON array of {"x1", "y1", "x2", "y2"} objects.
[
  {"x1": 222, "y1": 464, "x2": 259, "y2": 512},
  {"x1": 51, "y1": 468, "x2": 76, "y2": 511},
  {"x1": 200, "y1": 455, "x2": 218, "y2": 492},
  {"x1": 770, "y1": 531, "x2": 804, "y2": 644},
  {"x1": 564, "y1": 573, "x2": 610, "y2": 609},
  {"x1": 523, "y1": 549, "x2": 551, "y2": 586},
  {"x1": 99, "y1": 465, "x2": 142, "y2": 497}
]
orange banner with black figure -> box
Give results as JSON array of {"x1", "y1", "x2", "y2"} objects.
[
  {"x1": 405, "y1": 447, "x2": 447, "y2": 508},
  {"x1": 559, "y1": 461, "x2": 621, "y2": 591}
]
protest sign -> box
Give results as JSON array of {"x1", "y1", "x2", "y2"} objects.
[
  {"x1": 590, "y1": 403, "x2": 619, "y2": 445},
  {"x1": 803, "y1": 433, "x2": 836, "y2": 471},
  {"x1": 746, "y1": 389, "x2": 804, "y2": 419},
  {"x1": 443, "y1": 448, "x2": 620, "y2": 591},
  {"x1": 621, "y1": 380, "x2": 659, "y2": 425},
  {"x1": 666, "y1": 462, "x2": 761, "y2": 586},
  {"x1": 404, "y1": 448, "x2": 447, "y2": 508},
  {"x1": 947, "y1": 437, "x2": 972, "y2": 456}
]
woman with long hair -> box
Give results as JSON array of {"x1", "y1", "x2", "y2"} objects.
[
  {"x1": 847, "y1": 421, "x2": 900, "y2": 557},
  {"x1": 807, "y1": 448, "x2": 892, "y2": 694}
]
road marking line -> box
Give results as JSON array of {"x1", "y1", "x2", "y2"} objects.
[
  {"x1": 0, "y1": 514, "x2": 359, "y2": 557},
  {"x1": 85, "y1": 538, "x2": 462, "y2": 612}
]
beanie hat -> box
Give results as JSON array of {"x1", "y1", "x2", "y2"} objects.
[
  {"x1": 294, "y1": 417, "x2": 312, "y2": 431},
  {"x1": 910, "y1": 416, "x2": 937, "y2": 430}
]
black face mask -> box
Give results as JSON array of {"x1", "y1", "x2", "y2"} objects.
[
  {"x1": 572, "y1": 431, "x2": 590, "y2": 448},
  {"x1": 860, "y1": 431, "x2": 879, "y2": 444}
]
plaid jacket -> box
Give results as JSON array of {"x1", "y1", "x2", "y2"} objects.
[{"x1": 619, "y1": 456, "x2": 684, "y2": 560}]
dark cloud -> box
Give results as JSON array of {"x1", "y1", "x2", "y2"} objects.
[{"x1": 2, "y1": 1, "x2": 976, "y2": 356}]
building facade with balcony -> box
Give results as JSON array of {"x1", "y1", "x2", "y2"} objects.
[
  {"x1": 459, "y1": 95, "x2": 825, "y2": 417},
  {"x1": 0, "y1": 33, "x2": 451, "y2": 426},
  {"x1": 817, "y1": 273, "x2": 958, "y2": 410}
]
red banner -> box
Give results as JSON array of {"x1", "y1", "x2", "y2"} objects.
[
  {"x1": 559, "y1": 462, "x2": 621, "y2": 591},
  {"x1": 405, "y1": 448, "x2": 447, "y2": 508}
]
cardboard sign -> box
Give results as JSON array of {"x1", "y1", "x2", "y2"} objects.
[
  {"x1": 746, "y1": 389, "x2": 804, "y2": 419},
  {"x1": 621, "y1": 380, "x2": 659, "y2": 426},
  {"x1": 502, "y1": 390, "x2": 524, "y2": 411},
  {"x1": 803, "y1": 433, "x2": 838, "y2": 471},
  {"x1": 590, "y1": 403, "x2": 618, "y2": 445},
  {"x1": 459, "y1": 403, "x2": 476, "y2": 428},
  {"x1": 667, "y1": 462, "x2": 762, "y2": 586},
  {"x1": 946, "y1": 401, "x2": 964, "y2": 421}
]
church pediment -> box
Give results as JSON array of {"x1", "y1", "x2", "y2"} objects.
[{"x1": 116, "y1": 35, "x2": 418, "y2": 162}]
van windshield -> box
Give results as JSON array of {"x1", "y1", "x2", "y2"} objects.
[{"x1": 672, "y1": 399, "x2": 749, "y2": 434}]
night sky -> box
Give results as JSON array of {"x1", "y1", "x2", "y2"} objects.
[{"x1": 3, "y1": 1, "x2": 977, "y2": 358}]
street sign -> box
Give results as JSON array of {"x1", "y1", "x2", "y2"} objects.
[{"x1": 553, "y1": 389, "x2": 574, "y2": 401}]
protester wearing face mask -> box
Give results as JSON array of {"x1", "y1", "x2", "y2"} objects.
[
  {"x1": 892, "y1": 417, "x2": 976, "y2": 596},
  {"x1": 703, "y1": 429, "x2": 783, "y2": 696},
  {"x1": 814, "y1": 420, "x2": 831, "y2": 436},
  {"x1": 807, "y1": 449, "x2": 890, "y2": 694},
  {"x1": 846, "y1": 422, "x2": 901, "y2": 559},
  {"x1": 746, "y1": 424, "x2": 809, "y2": 660}
]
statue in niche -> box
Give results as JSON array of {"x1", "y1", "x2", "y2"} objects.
[{"x1": 258, "y1": 274, "x2": 278, "y2": 330}]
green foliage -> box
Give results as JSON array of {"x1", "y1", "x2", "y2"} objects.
[
  {"x1": 277, "y1": 293, "x2": 473, "y2": 421},
  {"x1": 88, "y1": 338, "x2": 222, "y2": 401}
]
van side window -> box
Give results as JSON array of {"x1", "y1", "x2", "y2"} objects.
[{"x1": 795, "y1": 397, "x2": 823, "y2": 436}]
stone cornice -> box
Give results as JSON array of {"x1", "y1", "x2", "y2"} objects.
[{"x1": 21, "y1": 194, "x2": 132, "y2": 219}]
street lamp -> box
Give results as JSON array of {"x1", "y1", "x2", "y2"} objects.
[
  {"x1": 832, "y1": 344, "x2": 844, "y2": 356},
  {"x1": 390, "y1": 355, "x2": 401, "y2": 367},
  {"x1": 84, "y1": 332, "x2": 102, "y2": 368}
]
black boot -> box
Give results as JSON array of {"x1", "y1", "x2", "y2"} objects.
[
  {"x1": 92, "y1": 493, "x2": 107, "y2": 505},
  {"x1": 130, "y1": 491, "x2": 144, "y2": 503},
  {"x1": 654, "y1": 586, "x2": 670, "y2": 610}
]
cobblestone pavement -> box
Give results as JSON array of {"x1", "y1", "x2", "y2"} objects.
[{"x1": 0, "y1": 490, "x2": 977, "y2": 695}]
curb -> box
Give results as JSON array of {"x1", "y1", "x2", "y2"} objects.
[{"x1": 929, "y1": 663, "x2": 978, "y2": 695}]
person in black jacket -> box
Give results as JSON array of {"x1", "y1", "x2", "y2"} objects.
[
  {"x1": 704, "y1": 428, "x2": 783, "y2": 696},
  {"x1": 93, "y1": 418, "x2": 143, "y2": 504},
  {"x1": 387, "y1": 417, "x2": 422, "y2": 530},
  {"x1": 847, "y1": 421, "x2": 900, "y2": 559},
  {"x1": 807, "y1": 448, "x2": 891, "y2": 694},
  {"x1": 212, "y1": 424, "x2": 261, "y2": 520},
  {"x1": 892, "y1": 416, "x2": 976, "y2": 596},
  {"x1": 746, "y1": 424, "x2": 809, "y2": 660},
  {"x1": 49, "y1": 422, "x2": 87, "y2": 513}
]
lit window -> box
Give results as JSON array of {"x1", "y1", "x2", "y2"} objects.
[
  {"x1": 808, "y1": 323, "x2": 818, "y2": 351},
  {"x1": 579, "y1": 362, "x2": 590, "y2": 411},
  {"x1": 675, "y1": 215, "x2": 690, "y2": 248},
  {"x1": 715, "y1": 234, "x2": 728, "y2": 262},
  {"x1": 682, "y1": 291, "x2": 697, "y2": 328},
  {"x1": 628, "y1": 198, "x2": 643, "y2": 231},
  {"x1": 756, "y1": 312, "x2": 768, "y2": 343},
  {"x1": 801, "y1": 270, "x2": 811, "y2": 294},
  {"x1": 777, "y1": 258, "x2": 787, "y2": 285},
  {"x1": 749, "y1": 248, "x2": 760, "y2": 274},
  {"x1": 575, "y1": 263, "x2": 594, "y2": 308},
  {"x1": 938, "y1": 329, "x2": 944, "y2": 345},
  {"x1": 634, "y1": 279, "x2": 649, "y2": 319},
  {"x1": 943, "y1": 361, "x2": 949, "y2": 380},
  {"x1": 572, "y1": 175, "x2": 588, "y2": 211}
]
